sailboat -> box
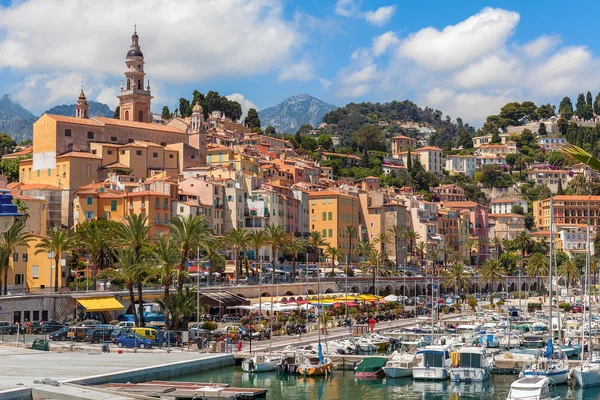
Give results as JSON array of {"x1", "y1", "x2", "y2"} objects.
[
  {"x1": 572, "y1": 187, "x2": 600, "y2": 387},
  {"x1": 521, "y1": 197, "x2": 570, "y2": 385}
]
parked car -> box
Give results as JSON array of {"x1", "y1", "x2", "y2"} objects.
[
  {"x1": 114, "y1": 321, "x2": 135, "y2": 329},
  {"x1": 85, "y1": 327, "x2": 114, "y2": 343},
  {"x1": 0, "y1": 321, "x2": 16, "y2": 334},
  {"x1": 115, "y1": 333, "x2": 154, "y2": 349},
  {"x1": 156, "y1": 331, "x2": 182, "y2": 346},
  {"x1": 49, "y1": 327, "x2": 70, "y2": 341},
  {"x1": 130, "y1": 327, "x2": 158, "y2": 341},
  {"x1": 571, "y1": 305, "x2": 583, "y2": 313},
  {"x1": 32, "y1": 321, "x2": 63, "y2": 334},
  {"x1": 111, "y1": 328, "x2": 130, "y2": 342}
]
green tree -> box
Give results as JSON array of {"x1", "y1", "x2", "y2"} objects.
[
  {"x1": 178, "y1": 98, "x2": 192, "y2": 118},
  {"x1": 538, "y1": 122, "x2": 547, "y2": 136},
  {"x1": 511, "y1": 205, "x2": 524, "y2": 215},
  {"x1": 308, "y1": 231, "x2": 329, "y2": 263},
  {"x1": 387, "y1": 225, "x2": 404, "y2": 271},
  {"x1": 594, "y1": 93, "x2": 600, "y2": 116},
  {"x1": 481, "y1": 259, "x2": 506, "y2": 299},
  {"x1": 557, "y1": 179, "x2": 564, "y2": 195},
  {"x1": 317, "y1": 134, "x2": 333, "y2": 150},
  {"x1": 0, "y1": 159, "x2": 20, "y2": 182},
  {"x1": 491, "y1": 131, "x2": 501, "y2": 144},
  {"x1": 99, "y1": 249, "x2": 141, "y2": 326},
  {"x1": 0, "y1": 134, "x2": 16, "y2": 155},
  {"x1": 576, "y1": 93, "x2": 587, "y2": 118},
  {"x1": 168, "y1": 215, "x2": 207, "y2": 293},
  {"x1": 263, "y1": 224, "x2": 286, "y2": 283},
  {"x1": 351, "y1": 125, "x2": 385, "y2": 154},
  {"x1": 244, "y1": 108, "x2": 261, "y2": 132},
  {"x1": 113, "y1": 106, "x2": 120, "y2": 119},
  {"x1": 558, "y1": 97, "x2": 573, "y2": 119},
  {"x1": 499, "y1": 102, "x2": 524, "y2": 126},
  {"x1": 34, "y1": 228, "x2": 71, "y2": 294},
  {"x1": 201, "y1": 235, "x2": 223, "y2": 286},
  {"x1": 265, "y1": 126, "x2": 276, "y2": 136},
  {"x1": 117, "y1": 214, "x2": 153, "y2": 326},
  {"x1": 536, "y1": 103, "x2": 555, "y2": 120},
  {"x1": 324, "y1": 245, "x2": 342, "y2": 275},
  {"x1": 587, "y1": 91, "x2": 593, "y2": 106},
  {"x1": 75, "y1": 220, "x2": 119, "y2": 289},
  {"x1": 558, "y1": 259, "x2": 580, "y2": 292},
  {"x1": 372, "y1": 231, "x2": 392, "y2": 260},
  {"x1": 161, "y1": 106, "x2": 172, "y2": 119},
  {"x1": 153, "y1": 236, "x2": 180, "y2": 330},
  {"x1": 526, "y1": 252, "x2": 549, "y2": 291},
  {"x1": 442, "y1": 263, "x2": 471, "y2": 294},
  {"x1": 521, "y1": 101, "x2": 538, "y2": 122},
  {"x1": 284, "y1": 237, "x2": 306, "y2": 282},
  {"x1": 456, "y1": 130, "x2": 473, "y2": 148},
  {"x1": 225, "y1": 227, "x2": 249, "y2": 284},
  {"x1": 406, "y1": 148, "x2": 413, "y2": 170},
  {"x1": 344, "y1": 225, "x2": 358, "y2": 264}
]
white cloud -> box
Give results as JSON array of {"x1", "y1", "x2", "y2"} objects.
[
  {"x1": 372, "y1": 31, "x2": 399, "y2": 56},
  {"x1": 225, "y1": 93, "x2": 258, "y2": 119},
  {"x1": 522, "y1": 35, "x2": 560, "y2": 58},
  {"x1": 279, "y1": 61, "x2": 314, "y2": 81},
  {"x1": 319, "y1": 78, "x2": 332, "y2": 91},
  {"x1": 334, "y1": 0, "x2": 358, "y2": 17},
  {"x1": 364, "y1": 5, "x2": 396, "y2": 26},
  {"x1": 452, "y1": 54, "x2": 523, "y2": 89},
  {"x1": 398, "y1": 7, "x2": 519, "y2": 71}
]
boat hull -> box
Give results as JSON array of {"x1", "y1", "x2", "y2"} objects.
[
  {"x1": 241, "y1": 360, "x2": 277, "y2": 372},
  {"x1": 573, "y1": 364, "x2": 600, "y2": 388},
  {"x1": 450, "y1": 367, "x2": 491, "y2": 383},
  {"x1": 413, "y1": 367, "x2": 449, "y2": 381},
  {"x1": 522, "y1": 369, "x2": 569, "y2": 385},
  {"x1": 383, "y1": 366, "x2": 412, "y2": 378},
  {"x1": 355, "y1": 370, "x2": 384, "y2": 379},
  {"x1": 298, "y1": 362, "x2": 332, "y2": 376}
]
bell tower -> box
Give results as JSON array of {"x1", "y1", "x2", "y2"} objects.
[
  {"x1": 117, "y1": 26, "x2": 153, "y2": 123},
  {"x1": 75, "y1": 87, "x2": 89, "y2": 118}
]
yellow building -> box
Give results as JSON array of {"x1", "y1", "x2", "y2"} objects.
[
  {"x1": 6, "y1": 235, "x2": 56, "y2": 294},
  {"x1": 390, "y1": 135, "x2": 416, "y2": 155},
  {"x1": 308, "y1": 191, "x2": 359, "y2": 258}
]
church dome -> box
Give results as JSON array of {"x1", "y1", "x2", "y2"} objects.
[
  {"x1": 192, "y1": 101, "x2": 203, "y2": 113},
  {"x1": 127, "y1": 49, "x2": 144, "y2": 57}
]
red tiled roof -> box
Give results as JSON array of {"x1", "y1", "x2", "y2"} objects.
[
  {"x1": 95, "y1": 117, "x2": 185, "y2": 134},
  {"x1": 45, "y1": 114, "x2": 102, "y2": 126}
]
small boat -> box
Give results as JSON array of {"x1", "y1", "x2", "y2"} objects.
[
  {"x1": 355, "y1": 356, "x2": 387, "y2": 379},
  {"x1": 297, "y1": 356, "x2": 333, "y2": 376},
  {"x1": 573, "y1": 362, "x2": 600, "y2": 388},
  {"x1": 276, "y1": 352, "x2": 301, "y2": 374},
  {"x1": 413, "y1": 345, "x2": 452, "y2": 381},
  {"x1": 241, "y1": 354, "x2": 281, "y2": 373},
  {"x1": 450, "y1": 347, "x2": 494, "y2": 382},
  {"x1": 383, "y1": 351, "x2": 419, "y2": 378},
  {"x1": 506, "y1": 376, "x2": 560, "y2": 400},
  {"x1": 355, "y1": 338, "x2": 379, "y2": 354},
  {"x1": 561, "y1": 345, "x2": 575, "y2": 357}
]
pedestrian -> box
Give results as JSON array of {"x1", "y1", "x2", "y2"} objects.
[
  {"x1": 106, "y1": 280, "x2": 111, "y2": 291},
  {"x1": 26, "y1": 320, "x2": 32, "y2": 334}
]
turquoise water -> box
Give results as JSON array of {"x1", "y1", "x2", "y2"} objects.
[{"x1": 174, "y1": 366, "x2": 600, "y2": 399}]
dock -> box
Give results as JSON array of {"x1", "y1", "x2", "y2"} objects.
[{"x1": 99, "y1": 381, "x2": 267, "y2": 400}]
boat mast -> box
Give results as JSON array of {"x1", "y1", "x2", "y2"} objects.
[
  {"x1": 581, "y1": 177, "x2": 590, "y2": 362},
  {"x1": 548, "y1": 196, "x2": 553, "y2": 347},
  {"x1": 587, "y1": 173, "x2": 593, "y2": 361}
]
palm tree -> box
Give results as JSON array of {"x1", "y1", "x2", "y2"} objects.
[
  {"x1": 284, "y1": 237, "x2": 306, "y2": 282},
  {"x1": 478, "y1": 236, "x2": 490, "y2": 265},
  {"x1": 372, "y1": 231, "x2": 392, "y2": 260},
  {"x1": 201, "y1": 235, "x2": 223, "y2": 286},
  {"x1": 324, "y1": 245, "x2": 342, "y2": 275},
  {"x1": 558, "y1": 259, "x2": 580, "y2": 292},
  {"x1": 440, "y1": 244, "x2": 455, "y2": 270},
  {"x1": 463, "y1": 239, "x2": 478, "y2": 266},
  {"x1": 247, "y1": 230, "x2": 267, "y2": 281},
  {"x1": 77, "y1": 222, "x2": 117, "y2": 289},
  {"x1": 160, "y1": 286, "x2": 197, "y2": 330},
  {"x1": 428, "y1": 248, "x2": 442, "y2": 276},
  {"x1": 168, "y1": 215, "x2": 207, "y2": 292},
  {"x1": 480, "y1": 259, "x2": 507, "y2": 298},
  {"x1": 366, "y1": 249, "x2": 384, "y2": 294},
  {"x1": 355, "y1": 240, "x2": 374, "y2": 262},
  {"x1": 153, "y1": 236, "x2": 180, "y2": 330},
  {"x1": 264, "y1": 224, "x2": 286, "y2": 283},
  {"x1": 403, "y1": 230, "x2": 420, "y2": 265},
  {"x1": 442, "y1": 263, "x2": 471, "y2": 295},
  {"x1": 117, "y1": 214, "x2": 153, "y2": 326},
  {"x1": 307, "y1": 231, "x2": 329, "y2": 264},
  {"x1": 526, "y1": 253, "x2": 549, "y2": 292},
  {"x1": 415, "y1": 241, "x2": 427, "y2": 269},
  {"x1": 225, "y1": 228, "x2": 249, "y2": 284},
  {"x1": 387, "y1": 225, "x2": 404, "y2": 271},
  {"x1": 343, "y1": 225, "x2": 358, "y2": 263},
  {"x1": 34, "y1": 228, "x2": 72, "y2": 293},
  {"x1": 515, "y1": 231, "x2": 532, "y2": 259},
  {"x1": 99, "y1": 248, "x2": 141, "y2": 326},
  {"x1": 491, "y1": 236, "x2": 503, "y2": 260}
]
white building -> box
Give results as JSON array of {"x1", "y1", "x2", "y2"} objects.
[
  {"x1": 445, "y1": 155, "x2": 477, "y2": 176},
  {"x1": 489, "y1": 198, "x2": 528, "y2": 214}
]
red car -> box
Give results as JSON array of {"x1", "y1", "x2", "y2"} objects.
[{"x1": 571, "y1": 305, "x2": 583, "y2": 313}]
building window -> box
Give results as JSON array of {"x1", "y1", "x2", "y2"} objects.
[
  {"x1": 120, "y1": 150, "x2": 126, "y2": 155},
  {"x1": 104, "y1": 211, "x2": 110, "y2": 219},
  {"x1": 37, "y1": 170, "x2": 40, "y2": 177},
  {"x1": 153, "y1": 152, "x2": 158, "y2": 158},
  {"x1": 322, "y1": 212, "x2": 326, "y2": 221},
  {"x1": 328, "y1": 212, "x2": 333, "y2": 220},
  {"x1": 169, "y1": 154, "x2": 174, "y2": 159},
  {"x1": 328, "y1": 229, "x2": 333, "y2": 237},
  {"x1": 111, "y1": 200, "x2": 117, "y2": 211},
  {"x1": 111, "y1": 136, "x2": 118, "y2": 142},
  {"x1": 32, "y1": 266, "x2": 39, "y2": 278},
  {"x1": 91, "y1": 149, "x2": 97, "y2": 155},
  {"x1": 138, "y1": 111, "x2": 144, "y2": 122},
  {"x1": 160, "y1": 142, "x2": 166, "y2": 147},
  {"x1": 47, "y1": 169, "x2": 51, "y2": 176},
  {"x1": 65, "y1": 129, "x2": 72, "y2": 137},
  {"x1": 87, "y1": 196, "x2": 93, "y2": 205},
  {"x1": 13, "y1": 253, "x2": 18, "y2": 262},
  {"x1": 136, "y1": 150, "x2": 142, "y2": 156},
  {"x1": 87, "y1": 131, "x2": 94, "y2": 139},
  {"x1": 323, "y1": 229, "x2": 327, "y2": 237},
  {"x1": 107, "y1": 150, "x2": 113, "y2": 155},
  {"x1": 85, "y1": 211, "x2": 94, "y2": 219}
]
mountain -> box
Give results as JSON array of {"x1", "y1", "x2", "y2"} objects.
[
  {"x1": 0, "y1": 95, "x2": 37, "y2": 142},
  {"x1": 45, "y1": 101, "x2": 113, "y2": 118},
  {"x1": 258, "y1": 94, "x2": 337, "y2": 133}
]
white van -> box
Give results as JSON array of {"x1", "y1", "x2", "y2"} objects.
[{"x1": 115, "y1": 321, "x2": 135, "y2": 329}]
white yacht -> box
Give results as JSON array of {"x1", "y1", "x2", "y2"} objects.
[
  {"x1": 382, "y1": 351, "x2": 419, "y2": 378},
  {"x1": 241, "y1": 354, "x2": 281, "y2": 372},
  {"x1": 573, "y1": 362, "x2": 600, "y2": 388},
  {"x1": 506, "y1": 376, "x2": 559, "y2": 400},
  {"x1": 521, "y1": 345, "x2": 570, "y2": 384},
  {"x1": 413, "y1": 345, "x2": 452, "y2": 381},
  {"x1": 450, "y1": 347, "x2": 494, "y2": 382}
]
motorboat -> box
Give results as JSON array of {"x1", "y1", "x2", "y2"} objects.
[
  {"x1": 382, "y1": 351, "x2": 419, "y2": 378},
  {"x1": 506, "y1": 376, "x2": 559, "y2": 400},
  {"x1": 573, "y1": 362, "x2": 600, "y2": 388},
  {"x1": 241, "y1": 354, "x2": 281, "y2": 372},
  {"x1": 297, "y1": 355, "x2": 333, "y2": 376},
  {"x1": 355, "y1": 356, "x2": 387, "y2": 379},
  {"x1": 276, "y1": 351, "x2": 301, "y2": 374},
  {"x1": 355, "y1": 337, "x2": 379, "y2": 354},
  {"x1": 413, "y1": 345, "x2": 452, "y2": 381},
  {"x1": 450, "y1": 347, "x2": 494, "y2": 382}
]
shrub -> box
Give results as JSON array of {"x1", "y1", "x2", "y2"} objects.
[
  {"x1": 468, "y1": 298, "x2": 478, "y2": 311},
  {"x1": 201, "y1": 321, "x2": 218, "y2": 331},
  {"x1": 496, "y1": 301, "x2": 505, "y2": 308},
  {"x1": 559, "y1": 303, "x2": 571, "y2": 312}
]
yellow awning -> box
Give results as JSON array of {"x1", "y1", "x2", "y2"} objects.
[{"x1": 77, "y1": 297, "x2": 125, "y2": 312}]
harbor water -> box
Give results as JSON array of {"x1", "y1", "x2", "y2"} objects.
[{"x1": 174, "y1": 366, "x2": 600, "y2": 399}]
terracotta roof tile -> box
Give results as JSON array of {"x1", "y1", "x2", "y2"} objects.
[
  {"x1": 45, "y1": 114, "x2": 102, "y2": 126},
  {"x1": 95, "y1": 117, "x2": 185, "y2": 134}
]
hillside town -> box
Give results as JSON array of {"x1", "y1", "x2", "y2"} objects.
[{"x1": 0, "y1": 29, "x2": 597, "y2": 296}]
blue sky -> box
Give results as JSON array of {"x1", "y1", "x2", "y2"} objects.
[{"x1": 1, "y1": 0, "x2": 600, "y2": 126}]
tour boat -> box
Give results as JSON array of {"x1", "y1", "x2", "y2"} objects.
[
  {"x1": 241, "y1": 354, "x2": 281, "y2": 373},
  {"x1": 413, "y1": 345, "x2": 452, "y2": 381},
  {"x1": 382, "y1": 351, "x2": 419, "y2": 378},
  {"x1": 297, "y1": 355, "x2": 333, "y2": 376},
  {"x1": 354, "y1": 356, "x2": 387, "y2": 379},
  {"x1": 450, "y1": 347, "x2": 494, "y2": 383},
  {"x1": 506, "y1": 376, "x2": 559, "y2": 400}
]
